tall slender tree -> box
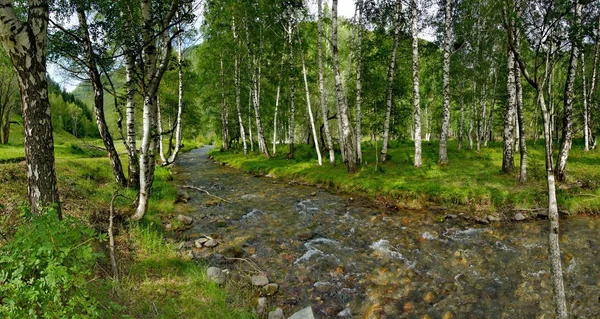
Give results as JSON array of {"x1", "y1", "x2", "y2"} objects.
[
  {"x1": 439, "y1": 0, "x2": 453, "y2": 165},
  {"x1": 411, "y1": 0, "x2": 422, "y2": 168},
  {"x1": 318, "y1": 0, "x2": 335, "y2": 164},
  {"x1": 381, "y1": 0, "x2": 401, "y2": 162}
]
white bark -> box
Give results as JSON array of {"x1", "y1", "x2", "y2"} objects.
[
  {"x1": 232, "y1": 19, "x2": 247, "y2": 154},
  {"x1": 381, "y1": 0, "x2": 401, "y2": 162},
  {"x1": 125, "y1": 52, "x2": 139, "y2": 187},
  {"x1": 411, "y1": 0, "x2": 422, "y2": 168},
  {"x1": 438, "y1": 0, "x2": 452, "y2": 165},
  {"x1": 582, "y1": 51, "x2": 589, "y2": 151},
  {"x1": 355, "y1": 0, "x2": 364, "y2": 165},
  {"x1": 0, "y1": 0, "x2": 60, "y2": 215},
  {"x1": 288, "y1": 21, "x2": 296, "y2": 158},
  {"x1": 301, "y1": 52, "x2": 322, "y2": 165},
  {"x1": 503, "y1": 49, "x2": 517, "y2": 172},
  {"x1": 167, "y1": 30, "x2": 184, "y2": 163},
  {"x1": 220, "y1": 57, "x2": 229, "y2": 150},
  {"x1": 157, "y1": 96, "x2": 168, "y2": 164},
  {"x1": 318, "y1": 0, "x2": 335, "y2": 164},
  {"x1": 332, "y1": 0, "x2": 356, "y2": 173}
]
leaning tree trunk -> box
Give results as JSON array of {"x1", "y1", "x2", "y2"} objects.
[
  {"x1": 381, "y1": 0, "x2": 401, "y2": 162},
  {"x1": 411, "y1": 0, "x2": 422, "y2": 168},
  {"x1": 77, "y1": 7, "x2": 127, "y2": 188},
  {"x1": 555, "y1": 0, "x2": 581, "y2": 182},
  {"x1": 438, "y1": 0, "x2": 452, "y2": 165},
  {"x1": 167, "y1": 30, "x2": 184, "y2": 163},
  {"x1": 318, "y1": 0, "x2": 335, "y2": 164},
  {"x1": 301, "y1": 51, "x2": 322, "y2": 165},
  {"x1": 355, "y1": 0, "x2": 364, "y2": 165},
  {"x1": 125, "y1": 52, "x2": 139, "y2": 188},
  {"x1": 0, "y1": 0, "x2": 61, "y2": 216},
  {"x1": 332, "y1": 0, "x2": 356, "y2": 173}
]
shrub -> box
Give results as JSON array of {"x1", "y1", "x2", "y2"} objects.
[{"x1": 0, "y1": 209, "x2": 104, "y2": 318}]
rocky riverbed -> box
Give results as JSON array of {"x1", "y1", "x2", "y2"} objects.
[{"x1": 170, "y1": 147, "x2": 600, "y2": 318}]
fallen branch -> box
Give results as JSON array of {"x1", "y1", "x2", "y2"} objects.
[
  {"x1": 180, "y1": 185, "x2": 231, "y2": 203},
  {"x1": 224, "y1": 257, "x2": 266, "y2": 276}
]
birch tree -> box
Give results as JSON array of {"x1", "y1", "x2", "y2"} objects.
[
  {"x1": 0, "y1": 51, "x2": 18, "y2": 145},
  {"x1": 167, "y1": 28, "x2": 185, "y2": 163},
  {"x1": 411, "y1": 0, "x2": 422, "y2": 168},
  {"x1": 133, "y1": 0, "x2": 182, "y2": 221},
  {"x1": 380, "y1": 0, "x2": 401, "y2": 162},
  {"x1": 0, "y1": 0, "x2": 61, "y2": 215},
  {"x1": 355, "y1": 0, "x2": 364, "y2": 165},
  {"x1": 318, "y1": 0, "x2": 335, "y2": 164},
  {"x1": 332, "y1": 0, "x2": 356, "y2": 173},
  {"x1": 438, "y1": 0, "x2": 453, "y2": 165},
  {"x1": 555, "y1": 0, "x2": 582, "y2": 182},
  {"x1": 505, "y1": 1, "x2": 568, "y2": 316}
]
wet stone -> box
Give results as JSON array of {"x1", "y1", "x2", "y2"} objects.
[
  {"x1": 204, "y1": 239, "x2": 219, "y2": 248},
  {"x1": 262, "y1": 283, "x2": 279, "y2": 296},
  {"x1": 194, "y1": 237, "x2": 209, "y2": 248},
  {"x1": 206, "y1": 267, "x2": 225, "y2": 285},
  {"x1": 251, "y1": 274, "x2": 269, "y2": 286},
  {"x1": 268, "y1": 307, "x2": 285, "y2": 319},
  {"x1": 176, "y1": 214, "x2": 193, "y2": 225},
  {"x1": 486, "y1": 215, "x2": 501, "y2": 222},
  {"x1": 255, "y1": 297, "x2": 267, "y2": 315},
  {"x1": 514, "y1": 213, "x2": 526, "y2": 221},
  {"x1": 288, "y1": 306, "x2": 315, "y2": 319}
]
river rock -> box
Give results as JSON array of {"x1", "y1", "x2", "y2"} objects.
[
  {"x1": 268, "y1": 308, "x2": 284, "y2": 319},
  {"x1": 263, "y1": 283, "x2": 279, "y2": 296},
  {"x1": 474, "y1": 216, "x2": 490, "y2": 224},
  {"x1": 287, "y1": 306, "x2": 315, "y2": 319},
  {"x1": 176, "y1": 214, "x2": 193, "y2": 225},
  {"x1": 255, "y1": 297, "x2": 267, "y2": 315},
  {"x1": 206, "y1": 267, "x2": 225, "y2": 285},
  {"x1": 514, "y1": 213, "x2": 526, "y2": 221},
  {"x1": 486, "y1": 215, "x2": 501, "y2": 222},
  {"x1": 251, "y1": 274, "x2": 269, "y2": 286},
  {"x1": 176, "y1": 190, "x2": 191, "y2": 203},
  {"x1": 204, "y1": 238, "x2": 219, "y2": 248},
  {"x1": 194, "y1": 237, "x2": 209, "y2": 248}
]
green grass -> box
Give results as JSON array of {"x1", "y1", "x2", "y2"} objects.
[
  {"x1": 0, "y1": 127, "x2": 253, "y2": 318},
  {"x1": 211, "y1": 139, "x2": 600, "y2": 215}
]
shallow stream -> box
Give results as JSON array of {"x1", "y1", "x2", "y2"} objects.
[{"x1": 174, "y1": 147, "x2": 599, "y2": 318}]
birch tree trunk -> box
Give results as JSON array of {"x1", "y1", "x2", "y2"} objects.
[
  {"x1": 438, "y1": 0, "x2": 452, "y2": 165},
  {"x1": 288, "y1": 22, "x2": 296, "y2": 158},
  {"x1": 332, "y1": 0, "x2": 356, "y2": 173},
  {"x1": 381, "y1": 0, "x2": 401, "y2": 162},
  {"x1": 273, "y1": 59, "x2": 283, "y2": 155},
  {"x1": 301, "y1": 51, "x2": 322, "y2": 165},
  {"x1": 458, "y1": 80, "x2": 465, "y2": 150},
  {"x1": 582, "y1": 51, "x2": 589, "y2": 151},
  {"x1": 251, "y1": 55, "x2": 270, "y2": 158},
  {"x1": 507, "y1": 6, "x2": 568, "y2": 316},
  {"x1": 76, "y1": 7, "x2": 127, "y2": 187},
  {"x1": 589, "y1": 18, "x2": 599, "y2": 148},
  {"x1": 355, "y1": 0, "x2": 364, "y2": 165},
  {"x1": 167, "y1": 30, "x2": 184, "y2": 163},
  {"x1": 0, "y1": 0, "x2": 61, "y2": 216},
  {"x1": 125, "y1": 52, "x2": 139, "y2": 188},
  {"x1": 157, "y1": 97, "x2": 168, "y2": 164},
  {"x1": 318, "y1": 0, "x2": 335, "y2": 164},
  {"x1": 555, "y1": 0, "x2": 581, "y2": 182},
  {"x1": 411, "y1": 0, "x2": 422, "y2": 168},
  {"x1": 133, "y1": 0, "x2": 180, "y2": 221},
  {"x1": 516, "y1": 61, "x2": 527, "y2": 183},
  {"x1": 220, "y1": 57, "x2": 230, "y2": 150},
  {"x1": 502, "y1": 49, "x2": 517, "y2": 173},
  {"x1": 232, "y1": 19, "x2": 247, "y2": 154}
]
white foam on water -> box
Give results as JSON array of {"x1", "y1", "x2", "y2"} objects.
[
  {"x1": 421, "y1": 231, "x2": 436, "y2": 240},
  {"x1": 370, "y1": 239, "x2": 407, "y2": 261}
]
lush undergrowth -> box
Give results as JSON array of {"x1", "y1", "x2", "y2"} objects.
[
  {"x1": 0, "y1": 130, "x2": 255, "y2": 318},
  {"x1": 211, "y1": 139, "x2": 600, "y2": 215}
]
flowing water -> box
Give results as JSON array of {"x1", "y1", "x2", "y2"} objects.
[{"x1": 174, "y1": 147, "x2": 599, "y2": 318}]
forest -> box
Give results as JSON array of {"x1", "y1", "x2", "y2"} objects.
[{"x1": 0, "y1": 0, "x2": 599, "y2": 318}]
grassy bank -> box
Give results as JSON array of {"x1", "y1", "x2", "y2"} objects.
[
  {"x1": 0, "y1": 131, "x2": 255, "y2": 318},
  {"x1": 210, "y1": 140, "x2": 600, "y2": 216}
]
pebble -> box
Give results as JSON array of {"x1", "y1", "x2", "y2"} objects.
[
  {"x1": 263, "y1": 283, "x2": 279, "y2": 296},
  {"x1": 251, "y1": 274, "x2": 269, "y2": 286},
  {"x1": 486, "y1": 215, "x2": 501, "y2": 222},
  {"x1": 514, "y1": 213, "x2": 526, "y2": 221},
  {"x1": 176, "y1": 214, "x2": 193, "y2": 225},
  {"x1": 206, "y1": 267, "x2": 225, "y2": 285},
  {"x1": 268, "y1": 307, "x2": 285, "y2": 319},
  {"x1": 255, "y1": 297, "x2": 267, "y2": 315},
  {"x1": 204, "y1": 239, "x2": 219, "y2": 248},
  {"x1": 287, "y1": 306, "x2": 315, "y2": 319},
  {"x1": 194, "y1": 237, "x2": 209, "y2": 248}
]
